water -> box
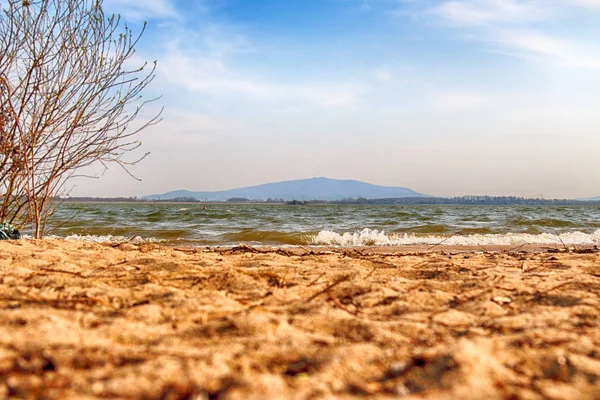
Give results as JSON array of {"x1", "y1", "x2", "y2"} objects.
[{"x1": 44, "y1": 203, "x2": 600, "y2": 247}]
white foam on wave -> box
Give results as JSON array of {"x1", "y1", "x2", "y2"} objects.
[
  {"x1": 312, "y1": 229, "x2": 600, "y2": 247},
  {"x1": 61, "y1": 234, "x2": 163, "y2": 244}
]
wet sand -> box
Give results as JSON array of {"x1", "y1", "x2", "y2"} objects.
[{"x1": 1, "y1": 239, "x2": 599, "y2": 399}]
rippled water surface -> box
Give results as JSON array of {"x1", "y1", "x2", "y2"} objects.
[{"x1": 47, "y1": 203, "x2": 600, "y2": 246}]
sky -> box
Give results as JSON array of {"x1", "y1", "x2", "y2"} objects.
[{"x1": 71, "y1": 0, "x2": 600, "y2": 199}]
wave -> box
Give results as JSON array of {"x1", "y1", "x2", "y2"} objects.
[
  {"x1": 506, "y1": 217, "x2": 580, "y2": 229},
  {"x1": 40, "y1": 229, "x2": 600, "y2": 247},
  {"x1": 312, "y1": 229, "x2": 600, "y2": 247}
]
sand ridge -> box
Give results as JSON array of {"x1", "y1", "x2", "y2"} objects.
[{"x1": 0, "y1": 239, "x2": 599, "y2": 399}]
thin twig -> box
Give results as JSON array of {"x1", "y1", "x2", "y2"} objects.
[
  {"x1": 305, "y1": 275, "x2": 351, "y2": 302},
  {"x1": 427, "y1": 235, "x2": 455, "y2": 251},
  {"x1": 363, "y1": 267, "x2": 378, "y2": 280},
  {"x1": 307, "y1": 272, "x2": 326, "y2": 287}
]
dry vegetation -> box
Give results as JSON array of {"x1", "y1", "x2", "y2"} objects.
[
  {"x1": 0, "y1": 240, "x2": 599, "y2": 399},
  {"x1": 0, "y1": 0, "x2": 159, "y2": 237}
]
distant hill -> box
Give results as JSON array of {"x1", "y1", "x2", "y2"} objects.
[{"x1": 145, "y1": 177, "x2": 428, "y2": 201}]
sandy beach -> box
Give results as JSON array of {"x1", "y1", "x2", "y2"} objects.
[{"x1": 1, "y1": 239, "x2": 599, "y2": 399}]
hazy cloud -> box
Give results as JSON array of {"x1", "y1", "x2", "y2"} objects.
[
  {"x1": 491, "y1": 30, "x2": 600, "y2": 69},
  {"x1": 431, "y1": 0, "x2": 550, "y2": 26},
  {"x1": 373, "y1": 68, "x2": 393, "y2": 82},
  {"x1": 157, "y1": 48, "x2": 370, "y2": 109},
  {"x1": 431, "y1": 91, "x2": 488, "y2": 111},
  {"x1": 104, "y1": 0, "x2": 179, "y2": 21},
  {"x1": 569, "y1": 0, "x2": 600, "y2": 8},
  {"x1": 420, "y1": 0, "x2": 600, "y2": 70}
]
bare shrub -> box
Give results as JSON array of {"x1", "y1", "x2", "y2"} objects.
[{"x1": 0, "y1": 0, "x2": 161, "y2": 237}]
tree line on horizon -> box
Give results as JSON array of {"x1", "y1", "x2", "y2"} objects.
[{"x1": 59, "y1": 195, "x2": 600, "y2": 206}]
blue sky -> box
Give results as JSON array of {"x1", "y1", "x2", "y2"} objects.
[{"x1": 74, "y1": 0, "x2": 600, "y2": 198}]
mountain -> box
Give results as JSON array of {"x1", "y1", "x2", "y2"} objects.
[{"x1": 145, "y1": 177, "x2": 428, "y2": 201}]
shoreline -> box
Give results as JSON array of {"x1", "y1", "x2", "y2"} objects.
[
  {"x1": 195, "y1": 243, "x2": 600, "y2": 255},
  {"x1": 57, "y1": 237, "x2": 600, "y2": 255},
  {"x1": 1, "y1": 239, "x2": 599, "y2": 399}
]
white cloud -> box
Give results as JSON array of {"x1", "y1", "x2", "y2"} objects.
[
  {"x1": 434, "y1": 2, "x2": 494, "y2": 25},
  {"x1": 157, "y1": 51, "x2": 370, "y2": 109},
  {"x1": 491, "y1": 30, "x2": 600, "y2": 68},
  {"x1": 413, "y1": 0, "x2": 600, "y2": 28},
  {"x1": 432, "y1": 0, "x2": 550, "y2": 26},
  {"x1": 103, "y1": 0, "x2": 178, "y2": 21},
  {"x1": 423, "y1": 0, "x2": 600, "y2": 70}
]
